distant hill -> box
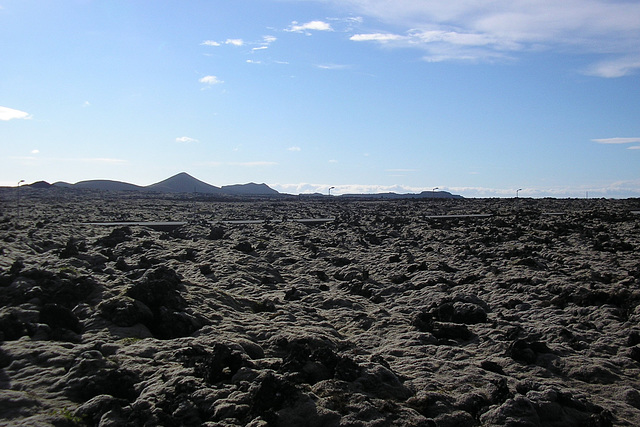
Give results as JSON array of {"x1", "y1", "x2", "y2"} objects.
[
  {"x1": 31, "y1": 173, "x2": 463, "y2": 198},
  {"x1": 74, "y1": 180, "x2": 145, "y2": 192},
  {"x1": 28, "y1": 181, "x2": 52, "y2": 189},
  {"x1": 221, "y1": 183, "x2": 279, "y2": 196},
  {"x1": 146, "y1": 172, "x2": 222, "y2": 194},
  {"x1": 47, "y1": 172, "x2": 282, "y2": 196}
]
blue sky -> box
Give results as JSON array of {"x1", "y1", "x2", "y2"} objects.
[{"x1": 1, "y1": 0, "x2": 639, "y2": 197}]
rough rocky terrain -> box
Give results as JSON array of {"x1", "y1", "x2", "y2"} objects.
[{"x1": 1, "y1": 188, "x2": 639, "y2": 426}]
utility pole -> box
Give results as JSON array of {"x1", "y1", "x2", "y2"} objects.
[{"x1": 17, "y1": 180, "x2": 25, "y2": 223}]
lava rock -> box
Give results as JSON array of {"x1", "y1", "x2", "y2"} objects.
[
  {"x1": 508, "y1": 339, "x2": 552, "y2": 364},
  {"x1": 39, "y1": 303, "x2": 81, "y2": 334},
  {"x1": 98, "y1": 296, "x2": 154, "y2": 327}
]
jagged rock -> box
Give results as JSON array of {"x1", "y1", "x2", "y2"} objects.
[
  {"x1": 57, "y1": 350, "x2": 139, "y2": 402},
  {"x1": 0, "y1": 312, "x2": 30, "y2": 341},
  {"x1": 98, "y1": 296, "x2": 154, "y2": 327},
  {"x1": 39, "y1": 303, "x2": 81, "y2": 334},
  {"x1": 208, "y1": 226, "x2": 226, "y2": 240},
  {"x1": 508, "y1": 339, "x2": 553, "y2": 364},
  {"x1": 480, "y1": 396, "x2": 541, "y2": 426},
  {"x1": 177, "y1": 344, "x2": 245, "y2": 384},
  {"x1": 233, "y1": 241, "x2": 254, "y2": 253},
  {"x1": 95, "y1": 226, "x2": 132, "y2": 247}
]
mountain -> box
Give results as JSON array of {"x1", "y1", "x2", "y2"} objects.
[
  {"x1": 28, "y1": 181, "x2": 52, "y2": 189},
  {"x1": 146, "y1": 172, "x2": 222, "y2": 194},
  {"x1": 73, "y1": 180, "x2": 145, "y2": 192},
  {"x1": 36, "y1": 173, "x2": 463, "y2": 198},
  {"x1": 47, "y1": 172, "x2": 281, "y2": 196},
  {"x1": 221, "y1": 183, "x2": 280, "y2": 196}
]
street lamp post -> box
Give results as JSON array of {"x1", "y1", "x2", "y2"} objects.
[
  {"x1": 328, "y1": 186, "x2": 335, "y2": 196},
  {"x1": 432, "y1": 187, "x2": 439, "y2": 198},
  {"x1": 17, "y1": 180, "x2": 25, "y2": 222},
  {"x1": 516, "y1": 188, "x2": 522, "y2": 198}
]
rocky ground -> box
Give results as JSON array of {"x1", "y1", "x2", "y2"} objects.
[{"x1": 1, "y1": 187, "x2": 639, "y2": 426}]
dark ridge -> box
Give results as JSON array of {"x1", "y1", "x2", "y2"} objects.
[
  {"x1": 28, "y1": 181, "x2": 52, "y2": 189},
  {"x1": 146, "y1": 172, "x2": 222, "y2": 194},
  {"x1": 221, "y1": 183, "x2": 280, "y2": 196}
]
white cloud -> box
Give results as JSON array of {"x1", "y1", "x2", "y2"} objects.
[
  {"x1": 628, "y1": 146, "x2": 640, "y2": 150},
  {"x1": 288, "y1": 20, "x2": 333, "y2": 33},
  {"x1": 316, "y1": 63, "x2": 350, "y2": 70},
  {"x1": 201, "y1": 40, "x2": 221, "y2": 46},
  {"x1": 592, "y1": 137, "x2": 640, "y2": 144},
  {"x1": 288, "y1": 146, "x2": 301, "y2": 151},
  {"x1": 272, "y1": 181, "x2": 640, "y2": 197},
  {"x1": 350, "y1": 33, "x2": 406, "y2": 42},
  {"x1": 31, "y1": 149, "x2": 40, "y2": 154},
  {"x1": 586, "y1": 56, "x2": 640, "y2": 78},
  {"x1": 199, "y1": 75, "x2": 223, "y2": 85},
  {"x1": 247, "y1": 59, "x2": 262, "y2": 64},
  {"x1": 225, "y1": 38, "x2": 244, "y2": 46},
  {"x1": 0, "y1": 106, "x2": 30, "y2": 121},
  {"x1": 83, "y1": 101, "x2": 91, "y2": 107},
  {"x1": 263, "y1": 35, "x2": 277, "y2": 44},
  {"x1": 176, "y1": 136, "x2": 199, "y2": 143},
  {"x1": 272, "y1": 182, "x2": 434, "y2": 195},
  {"x1": 335, "y1": 0, "x2": 640, "y2": 74},
  {"x1": 252, "y1": 46, "x2": 268, "y2": 52}
]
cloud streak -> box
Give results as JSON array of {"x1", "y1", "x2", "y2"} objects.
[
  {"x1": 176, "y1": 136, "x2": 199, "y2": 143},
  {"x1": 287, "y1": 20, "x2": 333, "y2": 33},
  {"x1": 0, "y1": 106, "x2": 31, "y2": 121},
  {"x1": 199, "y1": 75, "x2": 223, "y2": 85},
  {"x1": 335, "y1": 0, "x2": 640, "y2": 75},
  {"x1": 592, "y1": 137, "x2": 640, "y2": 144}
]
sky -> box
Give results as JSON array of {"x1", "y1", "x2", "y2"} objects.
[{"x1": 1, "y1": 0, "x2": 639, "y2": 198}]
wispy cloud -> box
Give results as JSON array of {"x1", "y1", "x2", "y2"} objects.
[
  {"x1": 316, "y1": 63, "x2": 350, "y2": 70},
  {"x1": 385, "y1": 168, "x2": 417, "y2": 173},
  {"x1": 592, "y1": 137, "x2": 640, "y2": 144},
  {"x1": 199, "y1": 75, "x2": 223, "y2": 85},
  {"x1": 31, "y1": 149, "x2": 40, "y2": 154},
  {"x1": 176, "y1": 136, "x2": 199, "y2": 143},
  {"x1": 287, "y1": 20, "x2": 333, "y2": 33},
  {"x1": 225, "y1": 38, "x2": 244, "y2": 46},
  {"x1": 336, "y1": 0, "x2": 640, "y2": 75},
  {"x1": 272, "y1": 182, "x2": 433, "y2": 195},
  {"x1": 585, "y1": 56, "x2": 640, "y2": 78},
  {"x1": 201, "y1": 40, "x2": 221, "y2": 47},
  {"x1": 350, "y1": 33, "x2": 406, "y2": 42},
  {"x1": 287, "y1": 146, "x2": 302, "y2": 151},
  {"x1": 628, "y1": 146, "x2": 640, "y2": 150},
  {"x1": 0, "y1": 106, "x2": 31, "y2": 121},
  {"x1": 263, "y1": 35, "x2": 277, "y2": 44}
]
